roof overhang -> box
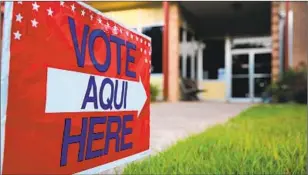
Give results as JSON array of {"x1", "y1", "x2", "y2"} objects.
[
  {"x1": 179, "y1": 2, "x2": 271, "y2": 38},
  {"x1": 87, "y1": 2, "x2": 161, "y2": 12}
]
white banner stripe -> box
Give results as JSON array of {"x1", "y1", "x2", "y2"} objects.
[{"x1": 45, "y1": 68, "x2": 147, "y2": 116}]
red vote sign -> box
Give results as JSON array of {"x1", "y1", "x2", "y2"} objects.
[{"x1": 1, "y1": 1, "x2": 151, "y2": 174}]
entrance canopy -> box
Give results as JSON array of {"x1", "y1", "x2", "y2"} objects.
[
  {"x1": 87, "y1": 2, "x2": 158, "y2": 12},
  {"x1": 179, "y1": 2, "x2": 271, "y2": 38}
]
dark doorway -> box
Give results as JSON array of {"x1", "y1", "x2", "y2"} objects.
[{"x1": 142, "y1": 26, "x2": 163, "y2": 74}]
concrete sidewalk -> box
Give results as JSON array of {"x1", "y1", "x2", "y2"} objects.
[
  {"x1": 150, "y1": 102, "x2": 251, "y2": 153},
  {"x1": 101, "y1": 102, "x2": 252, "y2": 174}
]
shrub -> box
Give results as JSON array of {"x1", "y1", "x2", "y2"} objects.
[
  {"x1": 263, "y1": 65, "x2": 307, "y2": 104},
  {"x1": 150, "y1": 83, "x2": 160, "y2": 102}
]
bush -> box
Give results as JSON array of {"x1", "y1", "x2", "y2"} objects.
[
  {"x1": 263, "y1": 65, "x2": 307, "y2": 104},
  {"x1": 150, "y1": 84, "x2": 160, "y2": 102}
]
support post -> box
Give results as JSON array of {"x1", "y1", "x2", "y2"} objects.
[
  {"x1": 197, "y1": 43, "x2": 205, "y2": 89},
  {"x1": 278, "y1": 11, "x2": 285, "y2": 79},
  {"x1": 287, "y1": 10, "x2": 293, "y2": 68},
  {"x1": 181, "y1": 29, "x2": 187, "y2": 78},
  {"x1": 182, "y1": 55, "x2": 187, "y2": 78},
  {"x1": 163, "y1": 1, "x2": 169, "y2": 101},
  {"x1": 190, "y1": 37, "x2": 195, "y2": 80},
  {"x1": 284, "y1": 1, "x2": 289, "y2": 71},
  {"x1": 190, "y1": 54, "x2": 195, "y2": 80},
  {"x1": 162, "y1": 2, "x2": 180, "y2": 102},
  {"x1": 225, "y1": 37, "x2": 232, "y2": 101}
]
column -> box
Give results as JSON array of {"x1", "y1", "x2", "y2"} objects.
[
  {"x1": 197, "y1": 42, "x2": 205, "y2": 89},
  {"x1": 181, "y1": 30, "x2": 187, "y2": 78},
  {"x1": 287, "y1": 10, "x2": 293, "y2": 68},
  {"x1": 163, "y1": 1, "x2": 169, "y2": 101},
  {"x1": 182, "y1": 54, "x2": 187, "y2": 78},
  {"x1": 225, "y1": 37, "x2": 232, "y2": 101},
  {"x1": 167, "y1": 3, "x2": 180, "y2": 102},
  {"x1": 190, "y1": 53, "x2": 195, "y2": 80}
]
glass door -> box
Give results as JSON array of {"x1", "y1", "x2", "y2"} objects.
[
  {"x1": 231, "y1": 54, "x2": 251, "y2": 100},
  {"x1": 253, "y1": 53, "x2": 272, "y2": 101},
  {"x1": 230, "y1": 50, "x2": 272, "y2": 102}
]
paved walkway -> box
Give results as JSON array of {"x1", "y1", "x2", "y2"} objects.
[
  {"x1": 101, "y1": 102, "x2": 252, "y2": 174},
  {"x1": 149, "y1": 102, "x2": 251, "y2": 153}
]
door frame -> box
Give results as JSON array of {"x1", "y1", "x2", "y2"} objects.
[
  {"x1": 225, "y1": 36, "x2": 272, "y2": 103},
  {"x1": 228, "y1": 48, "x2": 272, "y2": 102}
]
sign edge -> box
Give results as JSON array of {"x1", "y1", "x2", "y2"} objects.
[
  {"x1": 0, "y1": 1, "x2": 13, "y2": 174},
  {"x1": 74, "y1": 149, "x2": 151, "y2": 175},
  {"x1": 76, "y1": 1, "x2": 152, "y2": 42}
]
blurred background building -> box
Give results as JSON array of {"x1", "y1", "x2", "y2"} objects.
[
  {"x1": 1, "y1": 2, "x2": 308, "y2": 102},
  {"x1": 88, "y1": 1, "x2": 308, "y2": 103}
]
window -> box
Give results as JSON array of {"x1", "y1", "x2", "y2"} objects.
[
  {"x1": 203, "y1": 39, "x2": 225, "y2": 79},
  {"x1": 142, "y1": 26, "x2": 163, "y2": 74}
]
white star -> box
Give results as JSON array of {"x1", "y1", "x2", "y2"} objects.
[
  {"x1": 90, "y1": 14, "x2": 93, "y2": 20},
  {"x1": 148, "y1": 42, "x2": 150, "y2": 47},
  {"x1": 113, "y1": 26, "x2": 118, "y2": 33},
  {"x1": 136, "y1": 36, "x2": 139, "y2": 41},
  {"x1": 149, "y1": 50, "x2": 151, "y2": 55},
  {"x1": 144, "y1": 50, "x2": 147, "y2": 54},
  {"x1": 106, "y1": 22, "x2": 110, "y2": 28},
  {"x1": 70, "y1": 4, "x2": 75, "y2": 12},
  {"x1": 119, "y1": 28, "x2": 123, "y2": 34},
  {"x1": 17, "y1": 1, "x2": 22, "y2": 4},
  {"x1": 31, "y1": 18, "x2": 38, "y2": 28},
  {"x1": 60, "y1": 1, "x2": 64, "y2": 6},
  {"x1": 140, "y1": 48, "x2": 143, "y2": 52},
  {"x1": 97, "y1": 18, "x2": 102, "y2": 24},
  {"x1": 13, "y1": 31, "x2": 22, "y2": 40},
  {"x1": 15, "y1": 13, "x2": 23, "y2": 23},
  {"x1": 145, "y1": 59, "x2": 148, "y2": 63},
  {"x1": 140, "y1": 38, "x2": 143, "y2": 43},
  {"x1": 47, "y1": 8, "x2": 53, "y2": 16},
  {"x1": 126, "y1": 31, "x2": 129, "y2": 36},
  {"x1": 81, "y1": 10, "x2": 85, "y2": 16},
  {"x1": 32, "y1": 2, "x2": 40, "y2": 11},
  {"x1": 130, "y1": 34, "x2": 133, "y2": 39}
]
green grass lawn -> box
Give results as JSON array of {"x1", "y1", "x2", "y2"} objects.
[{"x1": 123, "y1": 104, "x2": 307, "y2": 174}]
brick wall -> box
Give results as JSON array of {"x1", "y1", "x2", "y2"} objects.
[
  {"x1": 291, "y1": 2, "x2": 308, "y2": 69},
  {"x1": 271, "y1": 2, "x2": 308, "y2": 81},
  {"x1": 271, "y1": 2, "x2": 280, "y2": 81}
]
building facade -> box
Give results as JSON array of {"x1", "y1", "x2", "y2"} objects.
[{"x1": 1, "y1": 2, "x2": 307, "y2": 102}]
